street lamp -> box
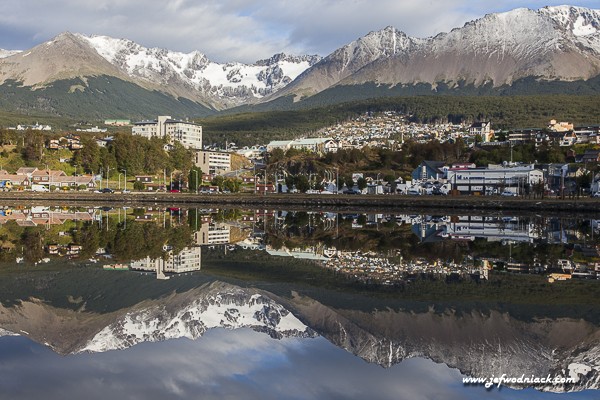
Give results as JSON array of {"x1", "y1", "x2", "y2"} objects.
[
  {"x1": 194, "y1": 169, "x2": 199, "y2": 194},
  {"x1": 118, "y1": 173, "x2": 123, "y2": 190},
  {"x1": 122, "y1": 169, "x2": 127, "y2": 192}
]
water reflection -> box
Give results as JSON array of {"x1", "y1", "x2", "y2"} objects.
[
  {"x1": 0, "y1": 204, "x2": 599, "y2": 396},
  {"x1": 2, "y1": 205, "x2": 599, "y2": 283}
]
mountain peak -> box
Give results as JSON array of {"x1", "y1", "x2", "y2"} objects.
[{"x1": 539, "y1": 5, "x2": 600, "y2": 37}]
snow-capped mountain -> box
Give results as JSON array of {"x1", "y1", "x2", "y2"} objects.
[
  {"x1": 0, "y1": 32, "x2": 320, "y2": 110},
  {"x1": 0, "y1": 282, "x2": 315, "y2": 355},
  {"x1": 80, "y1": 284, "x2": 315, "y2": 353},
  {"x1": 271, "y1": 26, "x2": 422, "y2": 100},
  {"x1": 78, "y1": 33, "x2": 320, "y2": 108},
  {"x1": 0, "y1": 280, "x2": 598, "y2": 392},
  {"x1": 275, "y1": 5, "x2": 600, "y2": 101},
  {"x1": 1, "y1": 5, "x2": 600, "y2": 116}
]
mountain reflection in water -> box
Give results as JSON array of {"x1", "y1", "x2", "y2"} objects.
[{"x1": 0, "y1": 205, "x2": 598, "y2": 398}]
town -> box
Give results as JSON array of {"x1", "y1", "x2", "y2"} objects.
[{"x1": 0, "y1": 112, "x2": 599, "y2": 198}]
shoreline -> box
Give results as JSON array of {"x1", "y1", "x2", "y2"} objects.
[{"x1": 1, "y1": 192, "x2": 600, "y2": 215}]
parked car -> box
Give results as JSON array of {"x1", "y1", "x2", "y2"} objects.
[
  {"x1": 169, "y1": 189, "x2": 180, "y2": 193},
  {"x1": 100, "y1": 188, "x2": 114, "y2": 193},
  {"x1": 501, "y1": 191, "x2": 517, "y2": 197}
]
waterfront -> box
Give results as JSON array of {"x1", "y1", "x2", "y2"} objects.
[
  {"x1": 1, "y1": 191, "x2": 600, "y2": 214},
  {"x1": 0, "y1": 204, "x2": 598, "y2": 399}
]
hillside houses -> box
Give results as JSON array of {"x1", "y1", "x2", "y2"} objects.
[
  {"x1": 46, "y1": 134, "x2": 83, "y2": 150},
  {"x1": 0, "y1": 168, "x2": 95, "y2": 189},
  {"x1": 266, "y1": 138, "x2": 337, "y2": 154}
]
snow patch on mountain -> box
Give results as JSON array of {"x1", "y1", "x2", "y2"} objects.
[
  {"x1": 79, "y1": 290, "x2": 315, "y2": 354},
  {"x1": 0, "y1": 328, "x2": 18, "y2": 337},
  {"x1": 540, "y1": 5, "x2": 600, "y2": 37},
  {"x1": 0, "y1": 50, "x2": 21, "y2": 59},
  {"x1": 77, "y1": 34, "x2": 320, "y2": 102}
]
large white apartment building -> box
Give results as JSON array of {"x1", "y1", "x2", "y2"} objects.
[
  {"x1": 130, "y1": 246, "x2": 202, "y2": 280},
  {"x1": 132, "y1": 115, "x2": 202, "y2": 150}
]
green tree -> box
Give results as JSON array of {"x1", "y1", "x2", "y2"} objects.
[
  {"x1": 21, "y1": 131, "x2": 45, "y2": 163},
  {"x1": 357, "y1": 177, "x2": 368, "y2": 190},
  {"x1": 169, "y1": 142, "x2": 193, "y2": 174},
  {"x1": 223, "y1": 178, "x2": 242, "y2": 192},
  {"x1": 133, "y1": 180, "x2": 146, "y2": 191},
  {"x1": 73, "y1": 136, "x2": 101, "y2": 174},
  {"x1": 295, "y1": 175, "x2": 310, "y2": 192},
  {"x1": 211, "y1": 175, "x2": 226, "y2": 190}
]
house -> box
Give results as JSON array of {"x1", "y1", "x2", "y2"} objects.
[
  {"x1": 135, "y1": 176, "x2": 154, "y2": 183},
  {"x1": 256, "y1": 183, "x2": 276, "y2": 194},
  {"x1": 469, "y1": 122, "x2": 493, "y2": 142},
  {"x1": 31, "y1": 169, "x2": 67, "y2": 185},
  {"x1": 95, "y1": 136, "x2": 114, "y2": 148},
  {"x1": 548, "y1": 120, "x2": 574, "y2": 132},
  {"x1": 581, "y1": 150, "x2": 600, "y2": 163},
  {"x1": 411, "y1": 161, "x2": 447, "y2": 181},
  {"x1": 508, "y1": 129, "x2": 540, "y2": 144},
  {"x1": 0, "y1": 170, "x2": 30, "y2": 187},
  {"x1": 16, "y1": 167, "x2": 38, "y2": 177},
  {"x1": 28, "y1": 169, "x2": 95, "y2": 189},
  {"x1": 559, "y1": 131, "x2": 578, "y2": 147}
]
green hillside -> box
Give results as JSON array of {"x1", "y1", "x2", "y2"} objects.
[
  {"x1": 0, "y1": 76, "x2": 214, "y2": 121},
  {"x1": 200, "y1": 94, "x2": 600, "y2": 146}
]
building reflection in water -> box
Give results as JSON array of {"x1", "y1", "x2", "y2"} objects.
[{"x1": 1, "y1": 205, "x2": 599, "y2": 283}]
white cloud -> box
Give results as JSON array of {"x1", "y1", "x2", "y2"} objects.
[
  {"x1": 0, "y1": 329, "x2": 472, "y2": 400},
  {"x1": 0, "y1": 1, "x2": 598, "y2": 62}
]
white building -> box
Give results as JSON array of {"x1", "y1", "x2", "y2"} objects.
[
  {"x1": 194, "y1": 222, "x2": 232, "y2": 245},
  {"x1": 130, "y1": 246, "x2": 202, "y2": 280},
  {"x1": 132, "y1": 115, "x2": 202, "y2": 150},
  {"x1": 236, "y1": 146, "x2": 266, "y2": 160},
  {"x1": 194, "y1": 150, "x2": 231, "y2": 175},
  {"x1": 446, "y1": 165, "x2": 543, "y2": 195},
  {"x1": 266, "y1": 140, "x2": 293, "y2": 152},
  {"x1": 266, "y1": 138, "x2": 335, "y2": 154},
  {"x1": 469, "y1": 122, "x2": 493, "y2": 142}
]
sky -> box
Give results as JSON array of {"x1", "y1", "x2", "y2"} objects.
[
  {"x1": 1, "y1": 329, "x2": 597, "y2": 400},
  {"x1": 0, "y1": 1, "x2": 599, "y2": 63}
]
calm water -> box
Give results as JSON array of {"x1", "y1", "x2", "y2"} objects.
[{"x1": 0, "y1": 205, "x2": 598, "y2": 399}]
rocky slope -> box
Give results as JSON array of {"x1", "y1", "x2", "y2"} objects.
[
  {"x1": 279, "y1": 292, "x2": 600, "y2": 392},
  {"x1": 275, "y1": 5, "x2": 600, "y2": 101},
  {"x1": 0, "y1": 32, "x2": 320, "y2": 110}
]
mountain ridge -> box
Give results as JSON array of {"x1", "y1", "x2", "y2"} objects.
[{"x1": 1, "y1": 5, "x2": 600, "y2": 117}]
